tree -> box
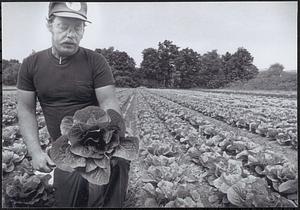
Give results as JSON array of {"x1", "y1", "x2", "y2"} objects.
[
  {"x1": 133, "y1": 67, "x2": 145, "y2": 87},
  {"x1": 267, "y1": 63, "x2": 284, "y2": 76},
  {"x1": 221, "y1": 52, "x2": 234, "y2": 84},
  {"x1": 140, "y1": 48, "x2": 160, "y2": 87},
  {"x1": 174, "y1": 48, "x2": 201, "y2": 88},
  {"x1": 198, "y1": 50, "x2": 224, "y2": 88},
  {"x1": 223, "y1": 48, "x2": 258, "y2": 83},
  {"x1": 157, "y1": 40, "x2": 180, "y2": 88},
  {"x1": 95, "y1": 47, "x2": 138, "y2": 87},
  {"x1": 139, "y1": 43, "x2": 259, "y2": 89}
]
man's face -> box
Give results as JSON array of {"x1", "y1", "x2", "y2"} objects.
[{"x1": 48, "y1": 16, "x2": 85, "y2": 57}]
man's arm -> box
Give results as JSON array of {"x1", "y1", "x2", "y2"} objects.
[
  {"x1": 95, "y1": 85, "x2": 121, "y2": 115},
  {"x1": 95, "y1": 85, "x2": 126, "y2": 136},
  {"x1": 17, "y1": 89, "x2": 55, "y2": 172}
]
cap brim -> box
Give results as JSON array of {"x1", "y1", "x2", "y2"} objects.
[{"x1": 53, "y1": 12, "x2": 91, "y2": 23}]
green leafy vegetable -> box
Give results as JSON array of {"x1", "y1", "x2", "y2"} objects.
[
  {"x1": 77, "y1": 165, "x2": 111, "y2": 185},
  {"x1": 93, "y1": 156, "x2": 110, "y2": 169},
  {"x1": 278, "y1": 179, "x2": 298, "y2": 194},
  {"x1": 112, "y1": 136, "x2": 139, "y2": 160},
  {"x1": 60, "y1": 116, "x2": 73, "y2": 135},
  {"x1": 85, "y1": 159, "x2": 98, "y2": 173},
  {"x1": 73, "y1": 106, "x2": 108, "y2": 125},
  {"x1": 4, "y1": 172, "x2": 54, "y2": 207},
  {"x1": 49, "y1": 135, "x2": 86, "y2": 172},
  {"x1": 50, "y1": 106, "x2": 139, "y2": 185},
  {"x1": 70, "y1": 142, "x2": 105, "y2": 159}
]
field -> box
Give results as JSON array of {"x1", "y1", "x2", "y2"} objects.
[{"x1": 2, "y1": 87, "x2": 298, "y2": 207}]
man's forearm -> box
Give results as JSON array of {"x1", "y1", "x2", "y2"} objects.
[
  {"x1": 100, "y1": 97, "x2": 122, "y2": 116},
  {"x1": 17, "y1": 107, "x2": 42, "y2": 157}
]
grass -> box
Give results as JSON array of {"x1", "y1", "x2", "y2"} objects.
[{"x1": 225, "y1": 71, "x2": 297, "y2": 91}]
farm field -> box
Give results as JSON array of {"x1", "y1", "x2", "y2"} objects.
[
  {"x1": 192, "y1": 88, "x2": 297, "y2": 99},
  {"x1": 2, "y1": 87, "x2": 298, "y2": 207}
]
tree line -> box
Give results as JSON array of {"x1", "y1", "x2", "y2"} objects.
[
  {"x1": 138, "y1": 40, "x2": 259, "y2": 88},
  {"x1": 3, "y1": 40, "x2": 263, "y2": 88}
]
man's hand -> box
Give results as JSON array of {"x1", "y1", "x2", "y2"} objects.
[
  {"x1": 31, "y1": 151, "x2": 56, "y2": 173},
  {"x1": 18, "y1": 89, "x2": 56, "y2": 172}
]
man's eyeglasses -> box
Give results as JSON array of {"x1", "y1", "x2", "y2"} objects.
[{"x1": 55, "y1": 22, "x2": 84, "y2": 35}]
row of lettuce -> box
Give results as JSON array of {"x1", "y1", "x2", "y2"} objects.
[
  {"x1": 150, "y1": 89, "x2": 297, "y2": 149},
  {"x1": 2, "y1": 96, "x2": 54, "y2": 207},
  {"x1": 138, "y1": 89, "x2": 297, "y2": 207},
  {"x1": 2, "y1": 89, "x2": 134, "y2": 207},
  {"x1": 134, "y1": 90, "x2": 212, "y2": 207}
]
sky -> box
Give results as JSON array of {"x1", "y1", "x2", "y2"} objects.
[{"x1": 1, "y1": 2, "x2": 297, "y2": 70}]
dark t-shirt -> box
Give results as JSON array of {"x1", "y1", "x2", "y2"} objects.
[{"x1": 17, "y1": 47, "x2": 115, "y2": 141}]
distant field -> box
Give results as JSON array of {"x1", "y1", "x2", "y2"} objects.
[
  {"x1": 192, "y1": 88, "x2": 297, "y2": 98},
  {"x1": 225, "y1": 70, "x2": 297, "y2": 91}
]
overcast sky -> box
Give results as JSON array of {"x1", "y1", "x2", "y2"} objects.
[{"x1": 1, "y1": 2, "x2": 297, "y2": 70}]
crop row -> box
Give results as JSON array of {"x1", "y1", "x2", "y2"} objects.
[
  {"x1": 148, "y1": 89, "x2": 297, "y2": 149},
  {"x1": 2, "y1": 88, "x2": 133, "y2": 207},
  {"x1": 151, "y1": 88, "x2": 296, "y2": 117},
  {"x1": 2, "y1": 94, "x2": 43, "y2": 127},
  {"x1": 196, "y1": 89, "x2": 297, "y2": 99},
  {"x1": 138, "y1": 89, "x2": 298, "y2": 207},
  {"x1": 2, "y1": 88, "x2": 129, "y2": 127},
  {"x1": 133, "y1": 90, "x2": 214, "y2": 207},
  {"x1": 116, "y1": 89, "x2": 134, "y2": 111},
  {"x1": 189, "y1": 90, "x2": 297, "y2": 109}
]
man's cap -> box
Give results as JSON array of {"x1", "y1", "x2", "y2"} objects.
[{"x1": 48, "y1": 2, "x2": 91, "y2": 23}]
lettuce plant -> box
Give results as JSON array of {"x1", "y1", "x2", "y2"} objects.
[
  {"x1": 49, "y1": 106, "x2": 139, "y2": 185},
  {"x1": 4, "y1": 172, "x2": 54, "y2": 207}
]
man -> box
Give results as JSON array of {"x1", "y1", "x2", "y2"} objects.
[{"x1": 17, "y1": 2, "x2": 130, "y2": 207}]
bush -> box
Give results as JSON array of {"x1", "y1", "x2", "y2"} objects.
[{"x1": 2, "y1": 61, "x2": 21, "y2": 86}]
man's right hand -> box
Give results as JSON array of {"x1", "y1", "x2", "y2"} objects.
[{"x1": 31, "y1": 151, "x2": 56, "y2": 173}]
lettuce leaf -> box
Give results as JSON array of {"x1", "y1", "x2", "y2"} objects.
[
  {"x1": 278, "y1": 179, "x2": 298, "y2": 194},
  {"x1": 68, "y1": 123, "x2": 91, "y2": 145},
  {"x1": 227, "y1": 182, "x2": 248, "y2": 207},
  {"x1": 2, "y1": 125, "x2": 20, "y2": 145},
  {"x1": 78, "y1": 166, "x2": 111, "y2": 185},
  {"x1": 156, "y1": 180, "x2": 174, "y2": 200},
  {"x1": 70, "y1": 142, "x2": 105, "y2": 159},
  {"x1": 103, "y1": 129, "x2": 115, "y2": 144},
  {"x1": 73, "y1": 106, "x2": 109, "y2": 126},
  {"x1": 112, "y1": 136, "x2": 139, "y2": 161},
  {"x1": 142, "y1": 183, "x2": 156, "y2": 197},
  {"x1": 2, "y1": 149, "x2": 14, "y2": 163},
  {"x1": 85, "y1": 158, "x2": 99, "y2": 173},
  {"x1": 107, "y1": 109, "x2": 126, "y2": 137},
  {"x1": 60, "y1": 116, "x2": 73, "y2": 135},
  {"x1": 93, "y1": 156, "x2": 110, "y2": 169},
  {"x1": 144, "y1": 197, "x2": 159, "y2": 207},
  {"x1": 104, "y1": 131, "x2": 120, "y2": 152},
  {"x1": 49, "y1": 135, "x2": 86, "y2": 172}
]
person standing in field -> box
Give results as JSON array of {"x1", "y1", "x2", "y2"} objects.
[{"x1": 17, "y1": 2, "x2": 130, "y2": 207}]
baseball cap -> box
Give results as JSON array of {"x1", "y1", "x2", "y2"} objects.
[{"x1": 48, "y1": 2, "x2": 91, "y2": 23}]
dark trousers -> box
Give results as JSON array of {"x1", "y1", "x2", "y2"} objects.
[{"x1": 53, "y1": 157, "x2": 130, "y2": 207}]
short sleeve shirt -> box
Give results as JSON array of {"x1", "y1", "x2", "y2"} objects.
[{"x1": 17, "y1": 47, "x2": 115, "y2": 140}]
